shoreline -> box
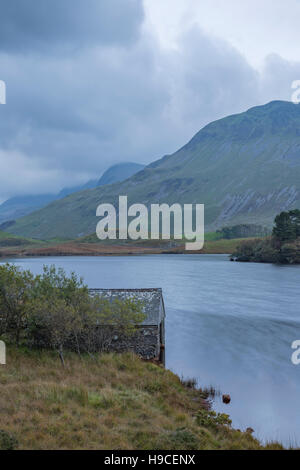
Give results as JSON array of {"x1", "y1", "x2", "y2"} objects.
[{"x1": 0, "y1": 238, "x2": 243, "y2": 258}]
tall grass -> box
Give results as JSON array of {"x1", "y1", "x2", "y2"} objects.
[{"x1": 0, "y1": 347, "x2": 285, "y2": 450}]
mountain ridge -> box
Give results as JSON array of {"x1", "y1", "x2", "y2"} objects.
[
  {"x1": 98, "y1": 162, "x2": 145, "y2": 186},
  {"x1": 6, "y1": 101, "x2": 300, "y2": 239},
  {"x1": 0, "y1": 162, "x2": 144, "y2": 225}
]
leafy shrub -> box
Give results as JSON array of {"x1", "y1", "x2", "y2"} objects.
[
  {"x1": 196, "y1": 409, "x2": 232, "y2": 428},
  {"x1": 0, "y1": 264, "x2": 145, "y2": 363},
  {"x1": 0, "y1": 263, "x2": 34, "y2": 344},
  {"x1": 232, "y1": 238, "x2": 279, "y2": 263},
  {"x1": 232, "y1": 210, "x2": 300, "y2": 264},
  {"x1": 0, "y1": 430, "x2": 18, "y2": 450}
]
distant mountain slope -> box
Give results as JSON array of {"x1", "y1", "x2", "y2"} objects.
[
  {"x1": 0, "y1": 162, "x2": 144, "y2": 224},
  {"x1": 56, "y1": 179, "x2": 99, "y2": 199},
  {"x1": 6, "y1": 101, "x2": 300, "y2": 239},
  {"x1": 97, "y1": 162, "x2": 145, "y2": 186},
  {"x1": 0, "y1": 180, "x2": 98, "y2": 225},
  {"x1": 0, "y1": 194, "x2": 56, "y2": 224}
]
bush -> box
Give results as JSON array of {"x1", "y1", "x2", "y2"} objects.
[
  {"x1": 0, "y1": 430, "x2": 18, "y2": 450},
  {"x1": 196, "y1": 409, "x2": 232, "y2": 429},
  {"x1": 232, "y1": 238, "x2": 279, "y2": 263},
  {"x1": 0, "y1": 263, "x2": 34, "y2": 344},
  {"x1": 0, "y1": 264, "x2": 145, "y2": 363}
]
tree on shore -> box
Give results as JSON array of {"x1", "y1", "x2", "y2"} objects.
[
  {"x1": 0, "y1": 264, "x2": 145, "y2": 363},
  {"x1": 0, "y1": 264, "x2": 34, "y2": 345},
  {"x1": 28, "y1": 297, "x2": 81, "y2": 366},
  {"x1": 272, "y1": 209, "x2": 300, "y2": 244}
]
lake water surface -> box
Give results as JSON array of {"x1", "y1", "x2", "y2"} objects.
[{"x1": 2, "y1": 254, "x2": 300, "y2": 446}]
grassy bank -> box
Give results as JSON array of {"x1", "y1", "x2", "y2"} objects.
[{"x1": 0, "y1": 347, "x2": 283, "y2": 450}]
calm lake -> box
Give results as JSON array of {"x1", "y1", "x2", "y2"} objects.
[{"x1": 2, "y1": 254, "x2": 300, "y2": 446}]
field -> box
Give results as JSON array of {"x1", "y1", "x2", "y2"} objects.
[
  {"x1": 0, "y1": 346, "x2": 284, "y2": 450},
  {"x1": 0, "y1": 230, "x2": 248, "y2": 257}
]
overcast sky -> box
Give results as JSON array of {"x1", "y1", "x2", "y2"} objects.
[{"x1": 0, "y1": 0, "x2": 300, "y2": 201}]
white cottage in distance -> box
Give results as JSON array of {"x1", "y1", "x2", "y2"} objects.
[{"x1": 88, "y1": 288, "x2": 166, "y2": 364}]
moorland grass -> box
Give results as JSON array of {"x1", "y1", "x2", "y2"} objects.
[{"x1": 0, "y1": 346, "x2": 285, "y2": 450}]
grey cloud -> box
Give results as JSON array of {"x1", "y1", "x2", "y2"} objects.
[
  {"x1": 159, "y1": 28, "x2": 260, "y2": 135},
  {"x1": 259, "y1": 54, "x2": 300, "y2": 103},
  {"x1": 0, "y1": 38, "x2": 171, "y2": 176},
  {"x1": 0, "y1": 0, "x2": 144, "y2": 52},
  {"x1": 0, "y1": 3, "x2": 300, "y2": 201}
]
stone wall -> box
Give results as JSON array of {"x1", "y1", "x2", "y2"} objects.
[{"x1": 108, "y1": 326, "x2": 160, "y2": 360}]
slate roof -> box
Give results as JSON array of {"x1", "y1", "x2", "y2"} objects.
[{"x1": 88, "y1": 288, "x2": 165, "y2": 326}]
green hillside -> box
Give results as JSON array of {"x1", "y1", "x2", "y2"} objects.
[
  {"x1": 0, "y1": 230, "x2": 43, "y2": 248},
  {"x1": 0, "y1": 163, "x2": 144, "y2": 225},
  {"x1": 6, "y1": 101, "x2": 300, "y2": 239}
]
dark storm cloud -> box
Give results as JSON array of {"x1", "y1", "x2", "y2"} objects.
[
  {"x1": 0, "y1": 0, "x2": 143, "y2": 52},
  {"x1": 0, "y1": 30, "x2": 258, "y2": 181},
  {"x1": 0, "y1": 1, "x2": 299, "y2": 201}
]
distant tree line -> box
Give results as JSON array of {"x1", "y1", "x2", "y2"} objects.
[
  {"x1": 0, "y1": 264, "x2": 145, "y2": 365},
  {"x1": 217, "y1": 224, "x2": 270, "y2": 240}
]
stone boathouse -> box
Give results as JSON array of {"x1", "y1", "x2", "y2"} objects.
[{"x1": 88, "y1": 288, "x2": 166, "y2": 364}]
